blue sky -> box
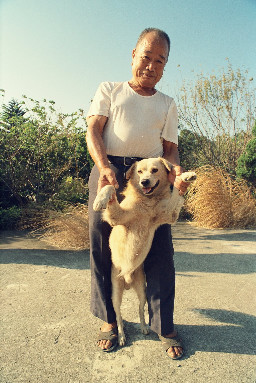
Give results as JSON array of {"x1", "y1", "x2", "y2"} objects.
[{"x1": 1, "y1": 0, "x2": 255, "y2": 115}]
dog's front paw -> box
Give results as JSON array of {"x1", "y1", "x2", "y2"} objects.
[
  {"x1": 93, "y1": 185, "x2": 116, "y2": 211},
  {"x1": 180, "y1": 171, "x2": 197, "y2": 183}
]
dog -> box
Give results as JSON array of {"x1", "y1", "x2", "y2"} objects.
[{"x1": 93, "y1": 157, "x2": 196, "y2": 346}]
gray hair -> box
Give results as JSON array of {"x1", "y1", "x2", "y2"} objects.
[{"x1": 136, "y1": 28, "x2": 171, "y2": 56}]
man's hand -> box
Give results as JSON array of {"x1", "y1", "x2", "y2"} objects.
[
  {"x1": 97, "y1": 167, "x2": 119, "y2": 193},
  {"x1": 168, "y1": 165, "x2": 190, "y2": 196}
]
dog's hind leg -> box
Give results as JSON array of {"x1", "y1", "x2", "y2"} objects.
[
  {"x1": 111, "y1": 267, "x2": 126, "y2": 346},
  {"x1": 132, "y1": 267, "x2": 149, "y2": 335}
]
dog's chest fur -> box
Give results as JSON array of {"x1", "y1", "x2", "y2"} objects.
[
  {"x1": 93, "y1": 158, "x2": 196, "y2": 284},
  {"x1": 104, "y1": 183, "x2": 173, "y2": 275}
]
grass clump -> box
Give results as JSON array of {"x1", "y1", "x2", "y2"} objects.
[
  {"x1": 185, "y1": 166, "x2": 256, "y2": 229},
  {"x1": 37, "y1": 204, "x2": 90, "y2": 250}
]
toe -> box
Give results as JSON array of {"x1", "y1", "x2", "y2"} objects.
[
  {"x1": 104, "y1": 340, "x2": 112, "y2": 350},
  {"x1": 167, "y1": 346, "x2": 183, "y2": 359},
  {"x1": 98, "y1": 340, "x2": 112, "y2": 350},
  {"x1": 175, "y1": 346, "x2": 183, "y2": 356},
  {"x1": 167, "y1": 347, "x2": 176, "y2": 358}
]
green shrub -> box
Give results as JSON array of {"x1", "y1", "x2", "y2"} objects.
[
  {"x1": 236, "y1": 120, "x2": 256, "y2": 187},
  {"x1": 0, "y1": 98, "x2": 92, "y2": 207},
  {"x1": 0, "y1": 206, "x2": 22, "y2": 229},
  {"x1": 50, "y1": 177, "x2": 89, "y2": 210}
]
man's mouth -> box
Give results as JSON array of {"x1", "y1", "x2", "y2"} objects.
[
  {"x1": 143, "y1": 72, "x2": 154, "y2": 78},
  {"x1": 142, "y1": 180, "x2": 160, "y2": 195}
]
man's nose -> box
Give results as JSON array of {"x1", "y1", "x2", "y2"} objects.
[{"x1": 146, "y1": 62, "x2": 155, "y2": 71}]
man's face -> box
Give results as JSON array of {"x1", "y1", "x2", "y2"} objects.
[{"x1": 131, "y1": 32, "x2": 169, "y2": 89}]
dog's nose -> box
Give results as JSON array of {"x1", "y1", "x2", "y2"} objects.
[{"x1": 141, "y1": 179, "x2": 150, "y2": 187}]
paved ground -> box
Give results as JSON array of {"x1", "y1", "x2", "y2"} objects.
[{"x1": 0, "y1": 223, "x2": 256, "y2": 383}]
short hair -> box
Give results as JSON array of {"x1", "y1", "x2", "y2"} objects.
[{"x1": 136, "y1": 28, "x2": 171, "y2": 56}]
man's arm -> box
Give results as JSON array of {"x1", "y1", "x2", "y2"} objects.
[
  {"x1": 86, "y1": 115, "x2": 119, "y2": 191},
  {"x1": 163, "y1": 139, "x2": 189, "y2": 195}
]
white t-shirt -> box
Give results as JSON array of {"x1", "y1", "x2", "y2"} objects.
[{"x1": 87, "y1": 81, "x2": 178, "y2": 158}]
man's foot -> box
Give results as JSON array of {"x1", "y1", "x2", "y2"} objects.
[
  {"x1": 159, "y1": 331, "x2": 184, "y2": 359},
  {"x1": 97, "y1": 322, "x2": 118, "y2": 351}
]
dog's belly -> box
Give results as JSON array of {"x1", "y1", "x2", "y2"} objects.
[{"x1": 109, "y1": 224, "x2": 155, "y2": 274}]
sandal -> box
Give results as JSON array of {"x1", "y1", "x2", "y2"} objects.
[
  {"x1": 158, "y1": 334, "x2": 184, "y2": 360},
  {"x1": 97, "y1": 327, "x2": 118, "y2": 352}
]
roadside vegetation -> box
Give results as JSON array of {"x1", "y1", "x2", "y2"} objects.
[
  {"x1": 0, "y1": 62, "x2": 255, "y2": 247},
  {"x1": 0, "y1": 95, "x2": 93, "y2": 230},
  {"x1": 176, "y1": 62, "x2": 256, "y2": 228}
]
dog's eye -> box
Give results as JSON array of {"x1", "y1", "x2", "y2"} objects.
[
  {"x1": 151, "y1": 168, "x2": 158, "y2": 173},
  {"x1": 138, "y1": 170, "x2": 143, "y2": 174}
]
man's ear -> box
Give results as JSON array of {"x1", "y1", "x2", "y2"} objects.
[
  {"x1": 160, "y1": 157, "x2": 173, "y2": 173},
  {"x1": 126, "y1": 162, "x2": 137, "y2": 180}
]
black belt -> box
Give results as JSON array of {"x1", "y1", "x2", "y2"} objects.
[{"x1": 107, "y1": 155, "x2": 143, "y2": 167}]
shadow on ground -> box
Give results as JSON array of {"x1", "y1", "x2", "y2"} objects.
[
  {"x1": 174, "y1": 251, "x2": 255, "y2": 274},
  {"x1": 0, "y1": 248, "x2": 90, "y2": 269},
  {"x1": 121, "y1": 308, "x2": 256, "y2": 357},
  {"x1": 0, "y1": 242, "x2": 254, "y2": 275},
  {"x1": 174, "y1": 230, "x2": 256, "y2": 243},
  {"x1": 1, "y1": 248, "x2": 254, "y2": 274}
]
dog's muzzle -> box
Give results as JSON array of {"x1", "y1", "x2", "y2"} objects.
[{"x1": 141, "y1": 180, "x2": 160, "y2": 195}]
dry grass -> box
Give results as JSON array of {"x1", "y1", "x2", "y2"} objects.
[
  {"x1": 19, "y1": 204, "x2": 56, "y2": 230},
  {"x1": 19, "y1": 203, "x2": 90, "y2": 250},
  {"x1": 185, "y1": 166, "x2": 256, "y2": 229},
  {"x1": 19, "y1": 166, "x2": 255, "y2": 250},
  {"x1": 37, "y1": 204, "x2": 90, "y2": 250}
]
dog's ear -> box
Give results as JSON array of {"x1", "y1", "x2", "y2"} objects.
[
  {"x1": 159, "y1": 157, "x2": 173, "y2": 173},
  {"x1": 126, "y1": 162, "x2": 137, "y2": 180}
]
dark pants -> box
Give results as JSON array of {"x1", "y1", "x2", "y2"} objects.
[{"x1": 88, "y1": 164, "x2": 176, "y2": 335}]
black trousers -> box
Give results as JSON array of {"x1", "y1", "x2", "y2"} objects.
[{"x1": 88, "y1": 164, "x2": 176, "y2": 335}]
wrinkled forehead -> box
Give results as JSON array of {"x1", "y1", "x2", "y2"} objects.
[
  {"x1": 136, "y1": 33, "x2": 169, "y2": 60},
  {"x1": 136, "y1": 158, "x2": 162, "y2": 172}
]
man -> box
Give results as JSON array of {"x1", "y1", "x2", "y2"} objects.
[{"x1": 86, "y1": 28, "x2": 189, "y2": 359}]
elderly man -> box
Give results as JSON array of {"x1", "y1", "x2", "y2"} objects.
[{"x1": 86, "y1": 28, "x2": 188, "y2": 360}]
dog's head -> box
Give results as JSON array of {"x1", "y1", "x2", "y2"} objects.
[{"x1": 126, "y1": 157, "x2": 173, "y2": 196}]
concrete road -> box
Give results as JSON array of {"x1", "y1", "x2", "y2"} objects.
[{"x1": 0, "y1": 223, "x2": 255, "y2": 383}]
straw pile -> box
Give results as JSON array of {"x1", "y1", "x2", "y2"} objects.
[
  {"x1": 185, "y1": 166, "x2": 256, "y2": 229},
  {"x1": 19, "y1": 204, "x2": 55, "y2": 230},
  {"x1": 38, "y1": 204, "x2": 90, "y2": 250}
]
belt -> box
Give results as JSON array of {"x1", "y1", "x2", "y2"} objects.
[
  {"x1": 107, "y1": 155, "x2": 143, "y2": 167},
  {"x1": 107, "y1": 155, "x2": 143, "y2": 178}
]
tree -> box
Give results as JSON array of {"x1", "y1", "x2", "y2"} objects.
[
  {"x1": 236, "y1": 120, "x2": 256, "y2": 187},
  {"x1": 0, "y1": 100, "x2": 28, "y2": 206},
  {"x1": 2, "y1": 98, "x2": 26, "y2": 117},
  {"x1": 177, "y1": 62, "x2": 255, "y2": 175},
  {"x1": 178, "y1": 128, "x2": 209, "y2": 170},
  {"x1": 1, "y1": 99, "x2": 27, "y2": 128}
]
